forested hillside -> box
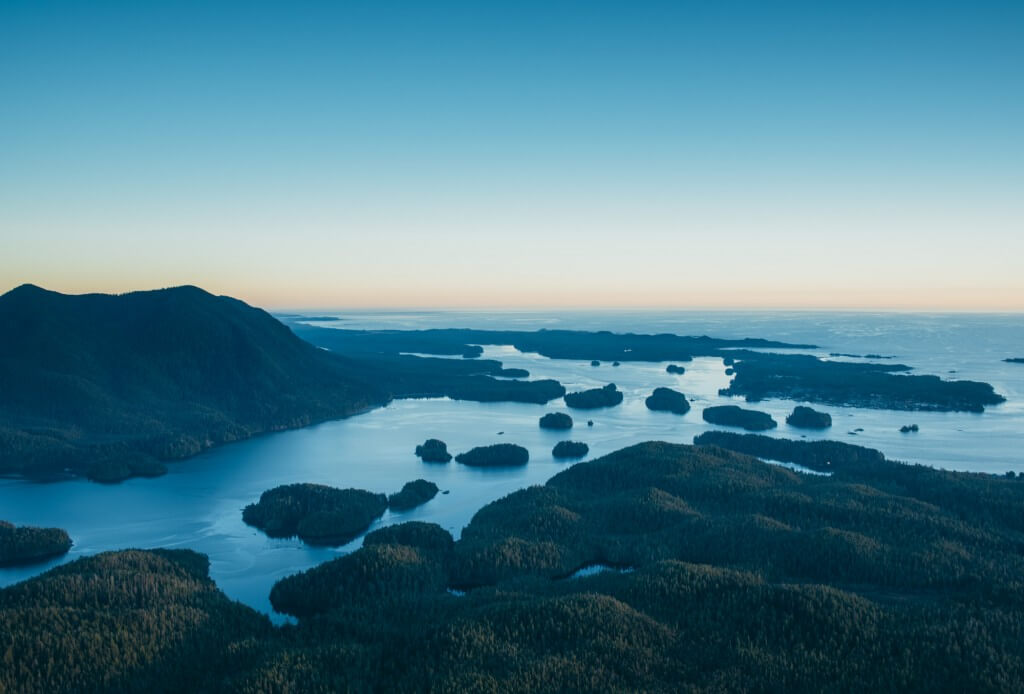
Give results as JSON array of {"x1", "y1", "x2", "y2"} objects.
[
  {"x1": 0, "y1": 284, "x2": 387, "y2": 480},
  {"x1": 4, "y1": 442, "x2": 1024, "y2": 692}
]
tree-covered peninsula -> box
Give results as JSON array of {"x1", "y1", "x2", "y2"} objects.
[
  {"x1": 0, "y1": 521, "x2": 72, "y2": 567},
  {"x1": 388, "y1": 479, "x2": 440, "y2": 511}
]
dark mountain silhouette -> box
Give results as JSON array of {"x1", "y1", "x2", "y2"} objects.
[{"x1": 0, "y1": 284, "x2": 386, "y2": 480}]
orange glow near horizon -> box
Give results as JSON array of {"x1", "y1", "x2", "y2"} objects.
[{"x1": 2, "y1": 186, "x2": 1021, "y2": 313}]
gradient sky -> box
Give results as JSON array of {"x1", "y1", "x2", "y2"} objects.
[{"x1": 1, "y1": 1, "x2": 1022, "y2": 309}]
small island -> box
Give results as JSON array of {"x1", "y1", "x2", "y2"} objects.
[
  {"x1": 900, "y1": 424, "x2": 920, "y2": 433},
  {"x1": 552, "y1": 441, "x2": 589, "y2": 459},
  {"x1": 666, "y1": 364, "x2": 686, "y2": 375},
  {"x1": 388, "y1": 479, "x2": 440, "y2": 511},
  {"x1": 415, "y1": 439, "x2": 452, "y2": 463},
  {"x1": 242, "y1": 483, "x2": 388, "y2": 545},
  {"x1": 785, "y1": 405, "x2": 832, "y2": 429},
  {"x1": 590, "y1": 360, "x2": 601, "y2": 367},
  {"x1": 564, "y1": 383, "x2": 624, "y2": 409},
  {"x1": 455, "y1": 443, "x2": 530, "y2": 467},
  {"x1": 539, "y1": 412, "x2": 573, "y2": 430},
  {"x1": 0, "y1": 521, "x2": 72, "y2": 567},
  {"x1": 644, "y1": 387, "x2": 690, "y2": 415},
  {"x1": 702, "y1": 405, "x2": 777, "y2": 431},
  {"x1": 1005, "y1": 358, "x2": 1024, "y2": 364},
  {"x1": 495, "y1": 367, "x2": 529, "y2": 378}
]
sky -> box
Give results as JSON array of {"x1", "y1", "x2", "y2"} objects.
[{"x1": 1, "y1": 0, "x2": 1022, "y2": 310}]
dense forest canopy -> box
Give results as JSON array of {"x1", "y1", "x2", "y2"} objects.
[{"x1": 5, "y1": 441, "x2": 1024, "y2": 692}]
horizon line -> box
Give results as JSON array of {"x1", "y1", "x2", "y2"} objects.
[{"x1": 5, "y1": 283, "x2": 1022, "y2": 314}]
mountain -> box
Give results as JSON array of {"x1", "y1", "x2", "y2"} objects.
[{"x1": 0, "y1": 284, "x2": 386, "y2": 480}]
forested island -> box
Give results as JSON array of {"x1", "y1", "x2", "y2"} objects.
[
  {"x1": 242, "y1": 484, "x2": 388, "y2": 545},
  {"x1": 414, "y1": 438, "x2": 452, "y2": 462},
  {"x1": 454, "y1": 443, "x2": 530, "y2": 467},
  {"x1": 6, "y1": 440, "x2": 1024, "y2": 691},
  {"x1": 1005, "y1": 358, "x2": 1024, "y2": 364},
  {"x1": 785, "y1": 405, "x2": 832, "y2": 429},
  {"x1": 644, "y1": 387, "x2": 690, "y2": 414},
  {"x1": 701, "y1": 405, "x2": 777, "y2": 431},
  {"x1": 552, "y1": 441, "x2": 589, "y2": 459},
  {"x1": 0, "y1": 521, "x2": 72, "y2": 567},
  {"x1": 539, "y1": 412, "x2": 573, "y2": 429},
  {"x1": 665, "y1": 364, "x2": 686, "y2": 374},
  {"x1": 564, "y1": 383, "x2": 623, "y2": 409}
]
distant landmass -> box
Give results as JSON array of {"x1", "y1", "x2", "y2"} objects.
[
  {"x1": 288, "y1": 324, "x2": 814, "y2": 361},
  {"x1": 294, "y1": 323, "x2": 1005, "y2": 413},
  {"x1": 722, "y1": 352, "x2": 1005, "y2": 413}
]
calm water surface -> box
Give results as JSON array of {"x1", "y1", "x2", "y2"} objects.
[{"x1": 2, "y1": 311, "x2": 1022, "y2": 621}]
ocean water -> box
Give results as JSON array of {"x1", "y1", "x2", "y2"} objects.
[{"x1": 1, "y1": 311, "x2": 1021, "y2": 621}]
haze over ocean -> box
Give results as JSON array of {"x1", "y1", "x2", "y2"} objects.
[{"x1": 2, "y1": 1, "x2": 1021, "y2": 309}]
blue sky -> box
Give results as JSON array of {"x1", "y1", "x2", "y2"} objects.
[{"x1": 2, "y1": 1, "x2": 1022, "y2": 308}]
